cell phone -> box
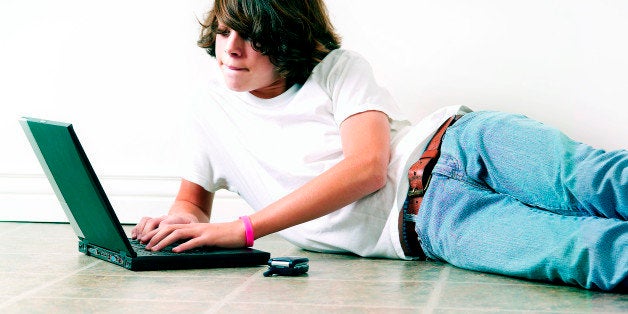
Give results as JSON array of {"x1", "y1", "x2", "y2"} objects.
[{"x1": 263, "y1": 256, "x2": 309, "y2": 277}]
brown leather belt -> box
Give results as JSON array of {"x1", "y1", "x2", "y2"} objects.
[{"x1": 398, "y1": 115, "x2": 461, "y2": 259}]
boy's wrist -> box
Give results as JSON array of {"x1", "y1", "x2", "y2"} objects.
[
  {"x1": 168, "y1": 201, "x2": 209, "y2": 223},
  {"x1": 239, "y1": 216, "x2": 255, "y2": 247}
]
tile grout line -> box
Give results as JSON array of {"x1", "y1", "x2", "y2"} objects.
[
  {"x1": 15, "y1": 296, "x2": 216, "y2": 305},
  {"x1": 0, "y1": 260, "x2": 101, "y2": 309},
  {"x1": 204, "y1": 245, "x2": 293, "y2": 313},
  {"x1": 204, "y1": 268, "x2": 266, "y2": 313},
  {"x1": 226, "y1": 300, "x2": 425, "y2": 311},
  {"x1": 423, "y1": 265, "x2": 451, "y2": 314}
]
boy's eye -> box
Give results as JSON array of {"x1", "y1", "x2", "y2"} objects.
[
  {"x1": 216, "y1": 28, "x2": 230, "y2": 36},
  {"x1": 216, "y1": 27, "x2": 251, "y2": 42}
]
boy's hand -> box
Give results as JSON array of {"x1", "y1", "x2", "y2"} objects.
[
  {"x1": 131, "y1": 214, "x2": 197, "y2": 242},
  {"x1": 143, "y1": 220, "x2": 246, "y2": 252}
]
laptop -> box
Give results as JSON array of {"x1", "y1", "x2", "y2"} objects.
[{"x1": 20, "y1": 117, "x2": 270, "y2": 271}]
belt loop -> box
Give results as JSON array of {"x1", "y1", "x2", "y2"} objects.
[{"x1": 398, "y1": 115, "x2": 461, "y2": 259}]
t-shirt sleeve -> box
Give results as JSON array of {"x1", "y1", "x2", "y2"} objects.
[
  {"x1": 320, "y1": 50, "x2": 407, "y2": 126},
  {"x1": 178, "y1": 102, "x2": 227, "y2": 193}
]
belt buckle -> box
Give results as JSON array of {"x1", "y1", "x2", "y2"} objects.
[
  {"x1": 407, "y1": 188, "x2": 424, "y2": 197},
  {"x1": 407, "y1": 175, "x2": 432, "y2": 198}
]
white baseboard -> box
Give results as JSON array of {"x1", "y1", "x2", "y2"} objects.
[{"x1": 0, "y1": 174, "x2": 253, "y2": 224}]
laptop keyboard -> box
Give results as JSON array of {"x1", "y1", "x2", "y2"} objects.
[{"x1": 130, "y1": 239, "x2": 215, "y2": 256}]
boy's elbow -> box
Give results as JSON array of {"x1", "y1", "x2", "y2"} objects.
[
  {"x1": 344, "y1": 151, "x2": 390, "y2": 194},
  {"x1": 370, "y1": 171, "x2": 388, "y2": 192},
  {"x1": 363, "y1": 156, "x2": 389, "y2": 192}
]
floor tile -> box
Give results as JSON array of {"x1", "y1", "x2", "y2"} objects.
[
  {"x1": 446, "y1": 265, "x2": 537, "y2": 285},
  {"x1": 437, "y1": 281, "x2": 628, "y2": 312},
  {"x1": 9, "y1": 222, "x2": 76, "y2": 239},
  {"x1": 218, "y1": 302, "x2": 425, "y2": 314},
  {"x1": 3, "y1": 298, "x2": 215, "y2": 314},
  {"x1": 0, "y1": 222, "x2": 28, "y2": 236},
  {"x1": 304, "y1": 253, "x2": 445, "y2": 283},
  {"x1": 236, "y1": 278, "x2": 435, "y2": 309},
  {"x1": 31, "y1": 274, "x2": 248, "y2": 302},
  {"x1": 3, "y1": 236, "x2": 78, "y2": 255},
  {"x1": 0, "y1": 253, "x2": 98, "y2": 274},
  {"x1": 0, "y1": 273, "x2": 60, "y2": 297}
]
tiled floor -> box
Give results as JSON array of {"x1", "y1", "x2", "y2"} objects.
[{"x1": 0, "y1": 222, "x2": 626, "y2": 313}]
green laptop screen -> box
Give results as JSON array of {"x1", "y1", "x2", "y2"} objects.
[{"x1": 20, "y1": 118, "x2": 133, "y2": 255}]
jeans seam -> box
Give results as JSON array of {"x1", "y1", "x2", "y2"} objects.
[
  {"x1": 432, "y1": 154, "x2": 494, "y2": 193},
  {"x1": 433, "y1": 154, "x2": 581, "y2": 215}
]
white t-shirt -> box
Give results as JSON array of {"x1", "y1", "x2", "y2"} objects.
[{"x1": 181, "y1": 49, "x2": 470, "y2": 259}]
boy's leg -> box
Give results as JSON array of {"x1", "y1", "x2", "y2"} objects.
[
  {"x1": 418, "y1": 171, "x2": 628, "y2": 291},
  {"x1": 416, "y1": 111, "x2": 628, "y2": 291},
  {"x1": 437, "y1": 111, "x2": 627, "y2": 219}
]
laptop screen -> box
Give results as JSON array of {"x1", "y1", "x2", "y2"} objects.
[{"x1": 20, "y1": 118, "x2": 134, "y2": 256}]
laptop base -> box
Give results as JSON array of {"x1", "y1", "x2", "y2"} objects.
[{"x1": 80, "y1": 239, "x2": 270, "y2": 271}]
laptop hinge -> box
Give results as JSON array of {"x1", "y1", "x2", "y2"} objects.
[{"x1": 79, "y1": 239, "x2": 133, "y2": 269}]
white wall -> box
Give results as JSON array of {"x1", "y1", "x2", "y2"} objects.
[
  {"x1": 327, "y1": 0, "x2": 628, "y2": 149},
  {"x1": 1, "y1": 0, "x2": 626, "y2": 223},
  {"x1": 0, "y1": 0, "x2": 226, "y2": 223}
]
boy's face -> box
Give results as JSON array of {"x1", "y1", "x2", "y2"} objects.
[{"x1": 215, "y1": 22, "x2": 286, "y2": 99}]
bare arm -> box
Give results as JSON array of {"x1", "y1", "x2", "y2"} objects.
[
  {"x1": 141, "y1": 110, "x2": 391, "y2": 251},
  {"x1": 169, "y1": 180, "x2": 213, "y2": 223}
]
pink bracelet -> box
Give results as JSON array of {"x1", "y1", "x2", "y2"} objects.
[{"x1": 239, "y1": 216, "x2": 254, "y2": 247}]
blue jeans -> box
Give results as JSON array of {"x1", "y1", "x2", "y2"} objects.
[{"x1": 416, "y1": 111, "x2": 628, "y2": 291}]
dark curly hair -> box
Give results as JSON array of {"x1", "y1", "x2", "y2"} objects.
[{"x1": 198, "y1": 0, "x2": 341, "y2": 85}]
